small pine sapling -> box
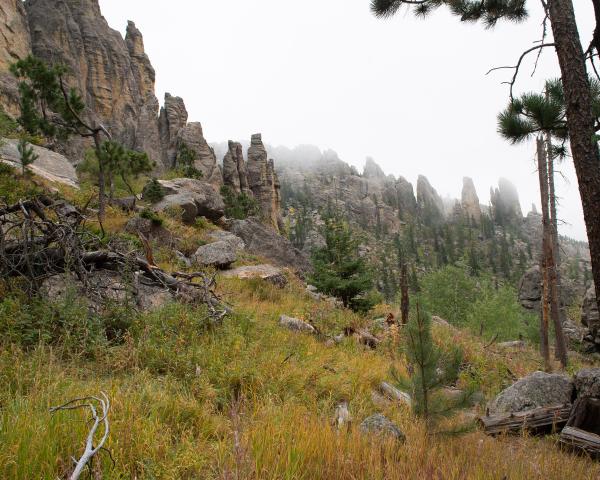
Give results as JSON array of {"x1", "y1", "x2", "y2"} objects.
[{"x1": 17, "y1": 139, "x2": 38, "y2": 176}]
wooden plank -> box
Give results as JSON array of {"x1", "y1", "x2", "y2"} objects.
[
  {"x1": 560, "y1": 426, "x2": 600, "y2": 458},
  {"x1": 478, "y1": 404, "x2": 572, "y2": 436}
]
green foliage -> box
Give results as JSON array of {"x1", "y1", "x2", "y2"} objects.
[
  {"x1": 0, "y1": 107, "x2": 19, "y2": 138},
  {"x1": 310, "y1": 215, "x2": 378, "y2": 313},
  {"x1": 97, "y1": 140, "x2": 154, "y2": 196},
  {"x1": 0, "y1": 162, "x2": 41, "y2": 203},
  {"x1": 0, "y1": 290, "x2": 107, "y2": 357},
  {"x1": 142, "y1": 178, "x2": 165, "y2": 203},
  {"x1": 175, "y1": 142, "x2": 203, "y2": 179},
  {"x1": 465, "y1": 285, "x2": 538, "y2": 343},
  {"x1": 420, "y1": 265, "x2": 478, "y2": 326},
  {"x1": 220, "y1": 185, "x2": 259, "y2": 220},
  {"x1": 395, "y1": 304, "x2": 472, "y2": 429},
  {"x1": 10, "y1": 56, "x2": 86, "y2": 141},
  {"x1": 140, "y1": 208, "x2": 164, "y2": 226},
  {"x1": 17, "y1": 139, "x2": 38, "y2": 175}
]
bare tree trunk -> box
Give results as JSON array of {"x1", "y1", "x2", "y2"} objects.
[
  {"x1": 545, "y1": 133, "x2": 568, "y2": 367},
  {"x1": 548, "y1": 0, "x2": 600, "y2": 323},
  {"x1": 401, "y1": 262, "x2": 409, "y2": 325},
  {"x1": 537, "y1": 137, "x2": 551, "y2": 371}
]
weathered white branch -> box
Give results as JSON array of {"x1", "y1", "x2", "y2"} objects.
[{"x1": 50, "y1": 392, "x2": 111, "y2": 480}]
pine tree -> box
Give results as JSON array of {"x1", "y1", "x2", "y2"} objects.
[
  {"x1": 395, "y1": 303, "x2": 470, "y2": 431},
  {"x1": 310, "y1": 214, "x2": 377, "y2": 313},
  {"x1": 17, "y1": 139, "x2": 38, "y2": 176},
  {"x1": 11, "y1": 56, "x2": 112, "y2": 220},
  {"x1": 142, "y1": 178, "x2": 165, "y2": 204}
]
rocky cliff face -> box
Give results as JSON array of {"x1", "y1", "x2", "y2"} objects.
[
  {"x1": 0, "y1": 0, "x2": 31, "y2": 116},
  {"x1": 222, "y1": 141, "x2": 251, "y2": 196},
  {"x1": 461, "y1": 177, "x2": 482, "y2": 224},
  {"x1": 25, "y1": 0, "x2": 163, "y2": 165},
  {"x1": 491, "y1": 177, "x2": 523, "y2": 225},
  {"x1": 417, "y1": 175, "x2": 445, "y2": 224}
]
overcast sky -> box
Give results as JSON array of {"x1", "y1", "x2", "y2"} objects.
[{"x1": 99, "y1": 0, "x2": 594, "y2": 240}]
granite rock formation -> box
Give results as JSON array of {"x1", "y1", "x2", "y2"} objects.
[
  {"x1": 491, "y1": 178, "x2": 523, "y2": 225},
  {"x1": 417, "y1": 175, "x2": 445, "y2": 224},
  {"x1": 25, "y1": 0, "x2": 163, "y2": 165},
  {"x1": 461, "y1": 177, "x2": 482, "y2": 224},
  {"x1": 222, "y1": 141, "x2": 251, "y2": 195},
  {"x1": 177, "y1": 122, "x2": 222, "y2": 187},
  {"x1": 0, "y1": 0, "x2": 31, "y2": 116},
  {"x1": 247, "y1": 134, "x2": 282, "y2": 232}
]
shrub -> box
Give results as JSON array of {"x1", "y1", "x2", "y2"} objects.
[
  {"x1": 220, "y1": 185, "x2": 259, "y2": 220},
  {"x1": 0, "y1": 108, "x2": 19, "y2": 137},
  {"x1": 143, "y1": 178, "x2": 165, "y2": 203},
  {"x1": 140, "y1": 207, "x2": 164, "y2": 226},
  {"x1": 175, "y1": 142, "x2": 203, "y2": 179}
]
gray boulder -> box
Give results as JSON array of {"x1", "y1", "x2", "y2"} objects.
[
  {"x1": 574, "y1": 368, "x2": 600, "y2": 399},
  {"x1": 193, "y1": 241, "x2": 237, "y2": 269},
  {"x1": 226, "y1": 218, "x2": 311, "y2": 273},
  {"x1": 359, "y1": 414, "x2": 405, "y2": 442},
  {"x1": 207, "y1": 230, "x2": 245, "y2": 252},
  {"x1": 153, "y1": 178, "x2": 225, "y2": 223},
  {"x1": 0, "y1": 138, "x2": 79, "y2": 188},
  {"x1": 488, "y1": 371, "x2": 573, "y2": 414},
  {"x1": 124, "y1": 216, "x2": 173, "y2": 246},
  {"x1": 279, "y1": 315, "x2": 315, "y2": 334}
]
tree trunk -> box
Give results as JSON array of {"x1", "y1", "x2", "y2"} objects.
[
  {"x1": 400, "y1": 263, "x2": 409, "y2": 325},
  {"x1": 537, "y1": 137, "x2": 551, "y2": 370},
  {"x1": 548, "y1": 0, "x2": 600, "y2": 323}
]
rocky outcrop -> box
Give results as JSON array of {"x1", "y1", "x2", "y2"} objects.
[
  {"x1": 226, "y1": 218, "x2": 311, "y2": 273},
  {"x1": 158, "y1": 93, "x2": 188, "y2": 168},
  {"x1": 582, "y1": 286, "x2": 600, "y2": 347},
  {"x1": 363, "y1": 157, "x2": 386, "y2": 180},
  {"x1": 247, "y1": 134, "x2": 282, "y2": 231},
  {"x1": 574, "y1": 368, "x2": 600, "y2": 398},
  {"x1": 491, "y1": 178, "x2": 523, "y2": 225},
  {"x1": 0, "y1": 0, "x2": 31, "y2": 116},
  {"x1": 25, "y1": 0, "x2": 163, "y2": 166},
  {"x1": 153, "y1": 178, "x2": 225, "y2": 224},
  {"x1": 417, "y1": 175, "x2": 444, "y2": 224},
  {"x1": 518, "y1": 265, "x2": 542, "y2": 311},
  {"x1": 461, "y1": 177, "x2": 481, "y2": 224},
  {"x1": 193, "y1": 241, "x2": 237, "y2": 269},
  {"x1": 0, "y1": 138, "x2": 79, "y2": 188},
  {"x1": 222, "y1": 140, "x2": 251, "y2": 196},
  {"x1": 488, "y1": 371, "x2": 573, "y2": 414},
  {"x1": 177, "y1": 122, "x2": 222, "y2": 187}
]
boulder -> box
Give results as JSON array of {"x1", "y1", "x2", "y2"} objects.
[
  {"x1": 359, "y1": 414, "x2": 405, "y2": 442},
  {"x1": 488, "y1": 371, "x2": 573, "y2": 414},
  {"x1": 574, "y1": 368, "x2": 600, "y2": 399},
  {"x1": 207, "y1": 230, "x2": 245, "y2": 252},
  {"x1": 222, "y1": 265, "x2": 287, "y2": 287},
  {"x1": 278, "y1": 315, "x2": 315, "y2": 334},
  {"x1": 0, "y1": 139, "x2": 79, "y2": 188},
  {"x1": 154, "y1": 178, "x2": 225, "y2": 223},
  {"x1": 193, "y1": 241, "x2": 236, "y2": 269},
  {"x1": 226, "y1": 218, "x2": 311, "y2": 273}
]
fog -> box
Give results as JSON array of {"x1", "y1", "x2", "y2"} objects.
[{"x1": 99, "y1": 0, "x2": 595, "y2": 240}]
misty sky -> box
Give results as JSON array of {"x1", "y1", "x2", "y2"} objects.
[{"x1": 99, "y1": 0, "x2": 594, "y2": 240}]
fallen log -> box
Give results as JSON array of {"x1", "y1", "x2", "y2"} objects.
[
  {"x1": 560, "y1": 426, "x2": 600, "y2": 458},
  {"x1": 478, "y1": 404, "x2": 571, "y2": 436}
]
